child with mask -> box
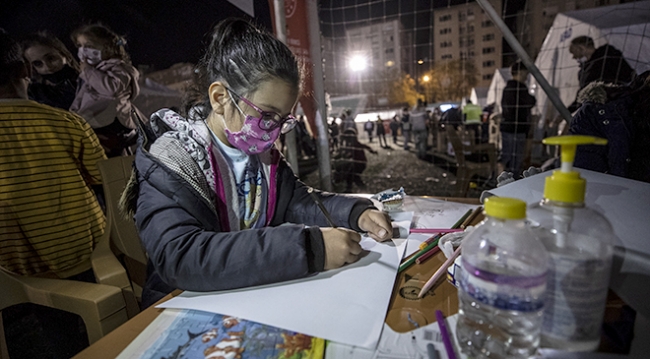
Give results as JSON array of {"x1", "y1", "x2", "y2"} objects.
[
  {"x1": 120, "y1": 18, "x2": 393, "y2": 308},
  {"x1": 22, "y1": 31, "x2": 80, "y2": 110},
  {"x1": 70, "y1": 23, "x2": 144, "y2": 157}
]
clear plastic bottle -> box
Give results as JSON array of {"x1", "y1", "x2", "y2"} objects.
[
  {"x1": 527, "y1": 135, "x2": 614, "y2": 351},
  {"x1": 456, "y1": 197, "x2": 548, "y2": 359}
]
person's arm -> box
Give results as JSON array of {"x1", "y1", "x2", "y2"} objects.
[
  {"x1": 78, "y1": 62, "x2": 133, "y2": 97},
  {"x1": 68, "y1": 112, "x2": 107, "y2": 186},
  {"x1": 135, "y1": 170, "x2": 321, "y2": 292}
]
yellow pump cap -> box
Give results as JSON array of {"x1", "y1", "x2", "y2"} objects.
[
  {"x1": 541, "y1": 135, "x2": 607, "y2": 203},
  {"x1": 484, "y1": 197, "x2": 526, "y2": 220}
]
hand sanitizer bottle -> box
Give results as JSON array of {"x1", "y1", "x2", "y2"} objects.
[
  {"x1": 456, "y1": 197, "x2": 548, "y2": 359},
  {"x1": 528, "y1": 135, "x2": 614, "y2": 351}
]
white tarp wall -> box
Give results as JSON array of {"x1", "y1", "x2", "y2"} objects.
[
  {"x1": 486, "y1": 67, "x2": 511, "y2": 114},
  {"x1": 470, "y1": 87, "x2": 488, "y2": 108},
  {"x1": 532, "y1": 1, "x2": 650, "y2": 121}
]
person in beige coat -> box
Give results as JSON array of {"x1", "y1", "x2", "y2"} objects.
[{"x1": 70, "y1": 23, "x2": 145, "y2": 157}]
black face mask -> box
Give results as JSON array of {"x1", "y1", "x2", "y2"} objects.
[{"x1": 39, "y1": 65, "x2": 78, "y2": 84}]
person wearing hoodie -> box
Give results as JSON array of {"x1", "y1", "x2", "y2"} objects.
[
  {"x1": 22, "y1": 31, "x2": 80, "y2": 110},
  {"x1": 120, "y1": 18, "x2": 393, "y2": 308},
  {"x1": 70, "y1": 23, "x2": 144, "y2": 157}
]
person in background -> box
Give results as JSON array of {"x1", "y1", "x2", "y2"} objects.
[
  {"x1": 389, "y1": 115, "x2": 400, "y2": 145},
  {"x1": 570, "y1": 70, "x2": 650, "y2": 183},
  {"x1": 462, "y1": 98, "x2": 482, "y2": 144},
  {"x1": 334, "y1": 128, "x2": 378, "y2": 192},
  {"x1": 328, "y1": 116, "x2": 340, "y2": 152},
  {"x1": 120, "y1": 18, "x2": 392, "y2": 308},
  {"x1": 401, "y1": 107, "x2": 411, "y2": 150},
  {"x1": 411, "y1": 99, "x2": 429, "y2": 159},
  {"x1": 500, "y1": 60, "x2": 536, "y2": 176},
  {"x1": 0, "y1": 29, "x2": 107, "y2": 358},
  {"x1": 376, "y1": 114, "x2": 388, "y2": 148},
  {"x1": 70, "y1": 23, "x2": 145, "y2": 157},
  {"x1": 567, "y1": 36, "x2": 635, "y2": 112},
  {"x1": 364, "y1": 118, "x2": 374, "y2": 142},
  {"x1": 21, "y1": 31, "x2": 80, "y2": 110}
]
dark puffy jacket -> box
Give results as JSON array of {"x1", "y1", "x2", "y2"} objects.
[
  {"x1": 127, "y1": 111, "x2": 373, "y2": 305},
  {"x1": 570, "y1": 80, "x2": 650, "y2": 183},
  {"x1": 501, "y1": 80, "x2": 535, "y2": 134}
]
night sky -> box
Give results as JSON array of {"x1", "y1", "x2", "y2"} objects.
[
  {"x1": 2, "y1": 0, "x2": 272, "y2": 71},
  {"x1": 2, "y1": 0, "x2": 524, "y2": 71}
]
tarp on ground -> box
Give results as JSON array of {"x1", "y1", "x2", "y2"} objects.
[
  {"x1": 532, "y1": 0, "x2": 650, "y2": 121},
  {"x1": 486, "y1": 67, "x2": 512, "y2": 114}
]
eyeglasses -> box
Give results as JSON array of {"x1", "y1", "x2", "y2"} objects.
[{"x1": 227, "y1": 88, "x2": 297, "y2": 134}]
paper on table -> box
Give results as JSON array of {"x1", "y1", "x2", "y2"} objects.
[{"x1": 159, "y1": 213, "x2": 412, "y2": 350}]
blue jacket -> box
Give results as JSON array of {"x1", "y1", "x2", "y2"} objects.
[{"x1": 126, "y1": 109, "x2": 374, "y2": 305}]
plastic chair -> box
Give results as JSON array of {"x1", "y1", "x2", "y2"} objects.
[
  {"x1": 97, "y1": 156, "x2": 148, "y2": 305},
  {"x1": 0, "y1": 223, "x2": 132, "y2": 357},
  {"x1": 446, "y1": 125, "x2": 497, "y2": 197}
]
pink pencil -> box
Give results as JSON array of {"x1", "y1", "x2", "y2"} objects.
[
  {"x1": 418, "y1": 244, "x2": 462, "y2": 298},
  {"x1": 410, "y1": 228, "x2": 464, "y2": 234}
]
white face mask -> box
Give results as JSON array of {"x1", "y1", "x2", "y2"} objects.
[
  {"x1": 577, "y1": 56, "x2": 588, "y2": 64},
  {"x1": 78, "y1": 47, "x2": 102, "y2": 65}
]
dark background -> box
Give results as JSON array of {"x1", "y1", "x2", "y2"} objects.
[{"x1": 1, "y1": 0, "x2": 271, "y2": 71}]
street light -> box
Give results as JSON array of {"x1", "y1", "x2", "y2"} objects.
[{"x1": 348, "y1": 54, "x2": 367, "y2": 94}]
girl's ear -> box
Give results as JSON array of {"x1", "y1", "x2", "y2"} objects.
[{"x1": 208, "y1": 82, "x2": 229, "y2": 115}]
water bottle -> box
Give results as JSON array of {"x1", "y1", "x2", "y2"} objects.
[
  {"x1": 456, "y1": 197, "x2": 548, "y2": 359},
  {"x1": 527, "y1": 136, "x2": 614, "y2": 351}
]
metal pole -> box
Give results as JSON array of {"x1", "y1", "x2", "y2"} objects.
[
  {"x1": 307, "y1": 0, "x2": 333, "y2": 191},
  {"x1": 273, "y1": 0, "x2": 300, "y2": 173},
  {"x1": 475, "y1": 0, "x2": 573, "y2": 123}
]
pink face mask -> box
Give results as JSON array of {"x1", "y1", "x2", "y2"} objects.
[{"x1": 222, "y1": 89, "x2": 295, "y2": 155}]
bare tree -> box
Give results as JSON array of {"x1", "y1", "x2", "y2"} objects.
[{"x1": 423, "y1": 60, "x2": 478, "y2": 102}]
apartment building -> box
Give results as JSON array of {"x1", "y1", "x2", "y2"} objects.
[{"x1": 432, "y1": 0, "x2": 503, "y2": 88}]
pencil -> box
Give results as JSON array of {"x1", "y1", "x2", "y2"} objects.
[
  {"x1": 419, "y1": 233, "x2": 442, "y2": 250},
  {"x1": 452, "y1": 208, "x2": 474, "y2": 229},
  {"x1": 435, "y1": 310, "x2": 458, "y2": 359},
  {"x1": 410, "y1": 228, "x2": 464, "y2": 234},
  {"x1": 460, "y1": 206, "x2": 483, "y2": 229},
  {"x1": 307, "y1": 187, "x2": 337, "y2": 228},
  {"x1": 415, "y1": 244, "x2": 441, "y2": 264},
  {"x1": 418, "y1": 244, "x2": 462, "y2": 298}
]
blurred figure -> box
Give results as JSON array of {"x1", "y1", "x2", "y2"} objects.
[
  {"x1": 22, "y1": 31, "x2": 79, "y2": 110},
  {"x1": 376, "y1": 115, "x2": 388, "y2": 148},
  {"x1": 364, "y1": 118, "x2": 374, "y2": 142},
  {"x1": 568, "y1": 36, "x2": 635, "y2": 112},
  {"x1": 462, "y1": 98, "x2": 482, "y2": 144},
  {"x1": 328, "y1": 117, "x2": 340, "y2": 152},
  {"x1": 401, "y1": 107, "x2": 411, "y2": 150},
  {"x1": 70, "y1": 23, "x2": 145, "y2": 157},
  {"x1": 570, "y1": 70, "x2": 650, "y2": 183},
  {"x1": 500, "y1": 61, "x2": 536, "y2": 176},
  {"x1": 0, "y1": 29, "x2": 107, "y2": 359},
  {"x1": 389, "y1": 115, "x2": 400, "y2": 144},
  {"x1": 334, "y1": 128, "x2": 377, "y2": 192},
  {"x1": 411, "y1": 99, "x2": 429, "y2": 159}
]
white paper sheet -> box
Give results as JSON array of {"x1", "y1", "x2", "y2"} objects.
[{"x1": 158, "y1": 214, "x2": 412, "y2": 350}]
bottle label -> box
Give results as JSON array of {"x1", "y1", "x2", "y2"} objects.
[
  {"x1": 460, "y1": 258, "x2": 547, "y2": 312},
  {"x1": 542, "y1": 252, "x2": 611, "y2": 340}
]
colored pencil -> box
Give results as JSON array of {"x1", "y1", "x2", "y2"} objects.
[
  {"x1": 435, "y1": 310, "x2": 458, "y2": 359},
  {"x1": 410, "y1": 228, "x2": 464, "y2": 234},
  {"x1": 415, "y1": 244, "x2": 441, "y2": 264},
  {"x1": 418, "y1": 244, "x2": 462, "y2": 298},
  {"x1": 307, "y1": 187, "x2": 337, "y2": 228},
  {"x1": 419, "y1": 233, "x2": 443, "y2": 250},
  {"x1": 460, "y1": 206, "x2": 483, "y2": 229}
]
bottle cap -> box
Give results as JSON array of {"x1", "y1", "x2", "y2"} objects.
[
  {"x1": 542, "y1": 135, "x2": 607, "y2": 203},
  {"x1": 484, "y1": 197, "x2": 526, "y2": 220}
]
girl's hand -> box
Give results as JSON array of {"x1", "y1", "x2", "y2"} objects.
[
  {"x1": 358, "y1": 209, "x2": 392, "y2": 242},
  {"x1": 321, "y1": 227, "x2": 363, "y2": 270}
]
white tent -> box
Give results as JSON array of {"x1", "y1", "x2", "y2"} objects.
[
  {"x1": 532, "y1": 0, "x2": 650, "y2": 121},
  {"x1": 470, "y1": 87, "x2": 488, "y2": 108},
  {"x1": 486, "y1": 67, "x2": 512, "y2": 114}
]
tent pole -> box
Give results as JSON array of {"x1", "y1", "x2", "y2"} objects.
[{"x1": 476, "y1": 0, "x2": 573, "y2": 124}]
